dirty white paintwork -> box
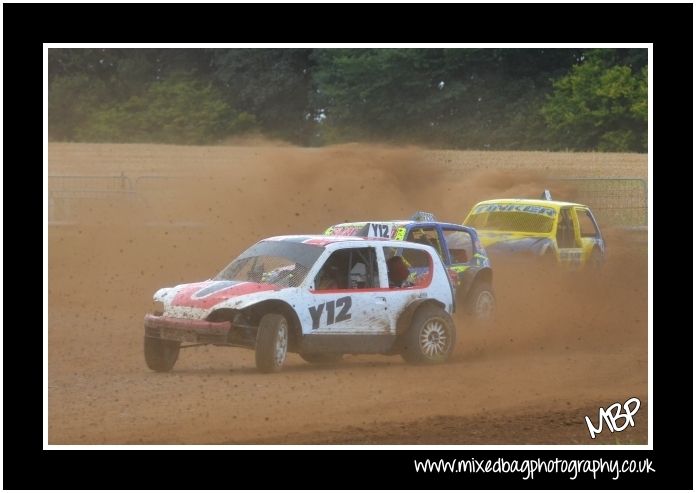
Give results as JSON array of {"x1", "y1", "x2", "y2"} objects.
[{"x1": 153, "y1": 238, "x2": 454, "y2": 335}]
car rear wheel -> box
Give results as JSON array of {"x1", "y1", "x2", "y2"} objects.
[
  {"x1": 255, "y1": 314, "x2": 289, "y2": 373},
  {"x1": 401, "y1": 304, "x2": 455, "y2": 364},
  {"x1": 144, "y1": 336, "x2": 180, "y2": 372},
  {"x1": 466, "y1": 281, "x2": 496, "y2": 321}
]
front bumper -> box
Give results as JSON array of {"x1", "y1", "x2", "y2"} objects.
[{"x1": 144, "y1": 314, "x2": 232, "y2": 344}]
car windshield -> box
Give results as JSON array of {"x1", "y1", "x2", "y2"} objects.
[
  {"x1": 214, "y1": 240, "x2": 324, "y2": 288},
  {"x1": 465, "y1": 204, "x2": 556, "y2": 233}
]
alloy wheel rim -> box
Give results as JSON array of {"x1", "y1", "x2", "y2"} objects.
[
  {"x1": 476, "y1": 292, "x2": 495, "y2": 319},
  {"x1": 275, "y1": 321, "x2": 288, "y2": 366},
  {"x1": 419, "y1": 319, "x2": 449, "y2": 358}
]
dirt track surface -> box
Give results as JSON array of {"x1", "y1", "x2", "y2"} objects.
[{"x1": 47, "y1": 143, "x2": 648, "y2": 444}]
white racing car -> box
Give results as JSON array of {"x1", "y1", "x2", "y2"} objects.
[{"x1": 144, "y1": 235, "x2": 456, "y2": 373}]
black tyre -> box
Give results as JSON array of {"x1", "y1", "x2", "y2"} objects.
[
  {"x1": 144, "y1": 336, "x2": 180, "y2": 372},
  {"x1": 465, "y1": 281, "x2": 496, "y2": 321},
  {"x1": 401, "y1": 304, "x2": 456, "y2": 364},
  {"x1": 299, "y1": 352, "x2": 343, "y2": 365},
  {"x1": 255, "y1": 314, "x2": 289, "y2": 373}
]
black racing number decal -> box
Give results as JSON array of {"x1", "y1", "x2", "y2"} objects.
[
  {"x1": 370, "y1": 223, "x2": 390, "y2": 238},
  {"x1": 309, "y1": 304, "x2": 324, "y2": 330},
  {"x1": 309, "y1": 296, "x2": 352, "y2": 329},
  {"x1": 326, "y1": 300, "x2": 335, "y2": 326},
  {"x1": 335, "y1": 296, "x2": 352, "y2": 323}
]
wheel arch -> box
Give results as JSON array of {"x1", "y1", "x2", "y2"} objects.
[
  {"x1": 208, "y1": 300, "x2": 303, "y2": 351},
  {"x1": 395, "y1": 298, "x2": 446, "y2": 337},
  {"x1": 471, "y1": 266, "x2": 492, "y2": 285}
]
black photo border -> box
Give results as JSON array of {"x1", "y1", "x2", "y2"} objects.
[{"x1": 14, "y1": 1, "x2": 693, "y2": 490}]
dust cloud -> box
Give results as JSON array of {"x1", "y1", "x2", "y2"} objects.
[{"x1": 48, "y1": 143, "x2": 648, "y2": 444}]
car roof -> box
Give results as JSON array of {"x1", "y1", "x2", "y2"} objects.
[
  {"x1": 329, "y1": 220, "x2": 410, "y2": 227},
  {"x1": 329, "y1": 220, "x2": 468, "y2": 229},
  {"x1": 264, "y1": 234, "x2": 390, "y2": 247},
  {"x1": 472, "y1": 198, "x2": 589, "y2": 209},
  {"x1": 263, "y1": 234, "x2": 438, "y2": 251}
]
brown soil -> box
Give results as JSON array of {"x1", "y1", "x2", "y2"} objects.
[{"x1": 47, "y1": 143, "x2": 648, "y2": 444}]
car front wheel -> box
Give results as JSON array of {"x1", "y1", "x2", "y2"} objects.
[
  {"x1": 255, "y1": 314, "x2": 289, "y2": 373},
  {"x1": 144, "y1": 336, "x2": 180, "y2": 372}
]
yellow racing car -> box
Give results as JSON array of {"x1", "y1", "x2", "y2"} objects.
[{"x1": 463, "y1": 191, "x2": 605, "y2": 268}]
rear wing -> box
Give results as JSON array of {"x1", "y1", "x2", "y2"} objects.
[{"x1": 411, "y1": 211, "x2": 437, "y2": 222}]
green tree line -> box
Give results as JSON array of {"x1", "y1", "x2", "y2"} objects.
[{"x1": 48, "y1": 48, "x2": 647, "y2": 152}]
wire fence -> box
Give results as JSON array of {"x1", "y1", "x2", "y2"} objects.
[
  {"x1": 553, "y1": 178, "x2": 647, "y2": 227},
  {"x1": 47, "y1": 174, "x2": 648, "y2": 229},
  {"x1": 48, "y1": 174, "x2": 137, "y2": 224}
]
